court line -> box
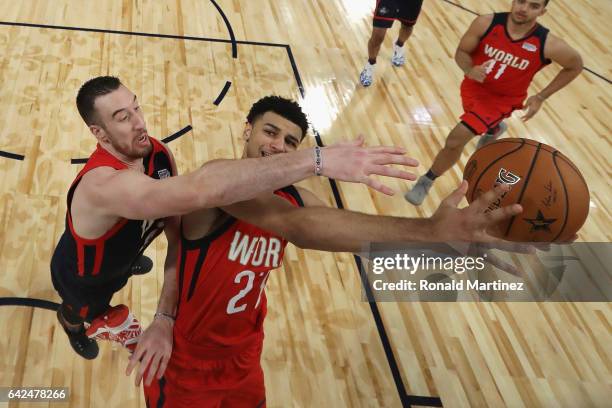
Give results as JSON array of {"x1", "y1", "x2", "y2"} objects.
[
  {"x1": 440, "y1": 0, "x2": 478, "y2": 16},
  {"x1": 440, "y1": 0, "x2": 612, "y2": 84},
  {"x1": 209, "y1": 0, "x2": 237, "y2": 58},
  {"x1": 162, "y1": 125, "x2": 194, "y2": 144},
  {"x1": 0, "y1": 150, "x2": 24, "y2": 160},
  {"x1": 0, "y1": 297, "x2": 59, "y2": 311},
  {"x1": 213, "y1": 81, "x2": 232, "y2": 106},
  {"x1": 0, "y1": 21, "x2": 286, "y2": 48}
]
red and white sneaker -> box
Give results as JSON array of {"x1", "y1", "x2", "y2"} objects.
[{"x1": 86, "y1": 305, "x2": 141, "y2": 352}]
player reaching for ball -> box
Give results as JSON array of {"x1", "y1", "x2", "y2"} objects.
[
  {"x1": 50, "y1": 76, "x2": 427, "y2": 361},
  {"x1": 405, "y1": 0, "x2": 582, "y2": 206}
]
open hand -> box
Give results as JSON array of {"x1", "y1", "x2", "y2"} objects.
[
  {"x1": 126, "y1": 318, "x2": 173, "y2": 387},
  {"x1": 322, "y1": 136, "x2": 419, "y2": 196},
  {"x1": 431, "y1": 181, "x2": 523, "y2": 243},
  {"x1": 521, "y1": 95, "x2": 544, "y2": 121}
]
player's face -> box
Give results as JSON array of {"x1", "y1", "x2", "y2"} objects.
[
  {"x1": 90, "y1": 85, "x2": 152, "y2": 159},
  {"x1": 510, "y1": 0, "x2": 547, "y2": 25},
  {"x1": 243, "y1": 111, "x2": 303, "y2": 159}
]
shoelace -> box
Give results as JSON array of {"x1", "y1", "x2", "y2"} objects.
[{"x1": 105, "y1": 328, "x2": 140, "y2": 345}]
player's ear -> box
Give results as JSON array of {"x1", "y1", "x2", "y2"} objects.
[
  {"x1": 243, "y1": 122, "x2": 252, "y2": 141},
  {"x1": 89, "y1": 123, "x2": 107, "y2": 143}
]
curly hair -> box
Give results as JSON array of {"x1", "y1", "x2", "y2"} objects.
[{"x1": 246, "y1": 96, "x2": 309, "y2": 140}]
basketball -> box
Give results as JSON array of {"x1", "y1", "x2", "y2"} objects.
[{"x1": 463, "y1": 138, "x2": 590, "y2": 242}]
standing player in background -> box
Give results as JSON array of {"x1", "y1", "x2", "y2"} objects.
[
  {"x1": 138, "y1": 96, "x2": 524, "y2": 408},
  {"x1": 51, "y1": 77, "x2": 421, "y2": 361},
  {"x1": 359, "y1": 0, "x2": 424, "y2": 86},
  {"x1": 405, "y1": 0, "x2": 582, "y2": 205}
]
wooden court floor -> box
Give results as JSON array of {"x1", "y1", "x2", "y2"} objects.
[{"x1": 0, "y1": 1, "x2": 610, "y2": 407}]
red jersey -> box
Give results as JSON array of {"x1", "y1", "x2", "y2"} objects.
[
  {"x1": 463, "y1": 12, "x2": 551, "y2": 103},
  {"x1": 51, "y1": 137, "x2": 173, "y2": 287},
  {"x1": 173, "y1": 186, "x2": 303, "y2": 361}
]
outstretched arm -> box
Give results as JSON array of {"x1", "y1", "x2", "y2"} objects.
[
  {"x1": 522, "y1": 35, "x2": 583, "y2": 121},
  {"x1": 85, "y1": 138, "x2": 418, "y2": 221},
  {"x1": 220, "y1": 183, "x2": 522, "y2": 253}
]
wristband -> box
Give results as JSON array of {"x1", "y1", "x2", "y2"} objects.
[
  {"x1": 154, "y1": 312, "x2": 175, "y2": 323},
  {"x1": 535, "y1": 93, "x2": 546, "y2": 101},
  {"x1": 314, "y1": 146, "x2": 322, "y2": 176}
]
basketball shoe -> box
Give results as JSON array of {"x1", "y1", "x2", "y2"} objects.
[
  {"x1": 404, "y1": 175, "x2": 435, "y2": 206},
  {"x1": 359, "y1": 62, "x2": 375, "y2": 87},
  {"x1": 57, "y1": 308, "x2": 99, "y2": 360},
  {"x1": 86, "y1": 305, "x2": 142, "y2": 352},
  {"x1": 477, "y1": 121, "x2": 507, "y2": 149},
  {"x1": 391, "y1": 44, "x2": 405, "y2": 67}
]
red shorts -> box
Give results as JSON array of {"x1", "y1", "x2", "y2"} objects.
[
  {"x1": 144, "y1": 341, "x2": 265, "y2": 408},
  {"x1": 459, "y1": 79, "x2": 524, "y2": 135}
]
